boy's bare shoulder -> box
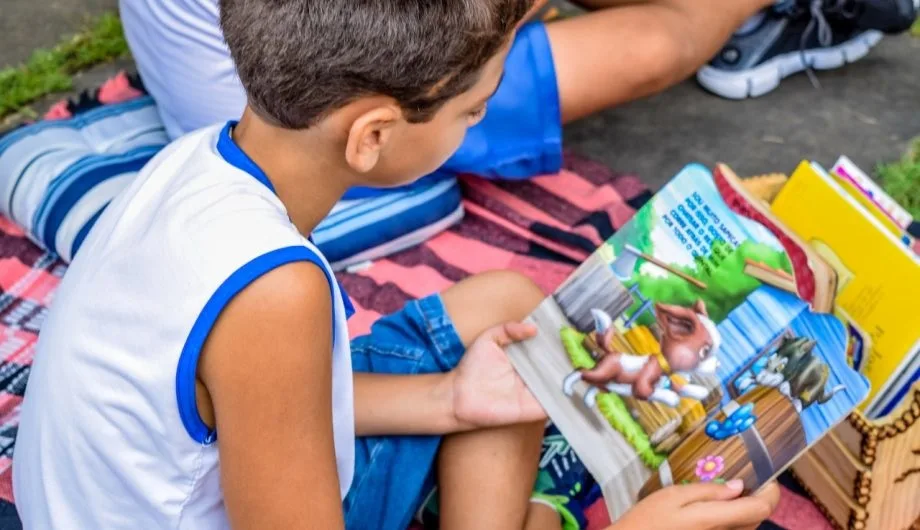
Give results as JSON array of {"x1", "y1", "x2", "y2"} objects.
[
  {"x1": 198, "y1": 260, "x2": 335, "y2": 398},
  {"x1": 233, "y1": 260, "x2": 334, "y2": 320}
]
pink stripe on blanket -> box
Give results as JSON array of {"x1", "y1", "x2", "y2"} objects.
[
  {"x1": 0, "y1": 259, "x2": 58, "y2": 299},
  {"x1": 359, "y1": 260, "x2": 453, "y2": 300},
  {"x1": 0, "y1": 260, "x2": 33, "y2": 292},
  {"x1": 0, "y1": 217, "x2": 25, "y2": 237},
  {"x1": 451, "y1": 208, "x2": 551, "y2": 255},
  {"x1": 0, "y1": 393, "x2": 23, "y2": 425},
  {"x1": 426, "y1": 231, "x2": 572, "y2": 293},
  {"x1": 770, "y1": 486, "x2": 835, "y2": 530},
  {"x1": 533, "y1": 172, "x2": 640, "y2": 229},
  {"x1": 97, "y1": 72, "x2": 145, "y2": 104},
  {"x1": 0, "y1": 461, "x2": 13, "y2": 502},
  {"x1": 583, "y1": 499, "x2": 611, "y2": 529},
  {"x1": 0, "y1": 270, "x2": 59, "y2": 306},
  {"x1": 346, "y1": 305, "x2": 382, "y2": 338},
  {"x1": 0, "y1": 328, "x2": 36, "y2": 366}
]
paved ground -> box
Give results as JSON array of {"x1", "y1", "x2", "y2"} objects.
[
  {"x1": 567, "y1": 34, "x2": 920, "y2": 187},
  {"x1": 3, "y1": 0, "x2": 918, "y2": 189},
  {"x1": 0, "y1": 0, "x2": 117, "y2": 71}
]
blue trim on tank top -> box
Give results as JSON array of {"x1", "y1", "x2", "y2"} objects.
[
  {"x1": 175, "y1": 245, "x2": 338, "y2": 444},
  {"x1": 215, "y1": 121, "x2": 356, "y2": 318},
  {"x1": 216, "y1": 121, "x2": 276, "y2": 194}
]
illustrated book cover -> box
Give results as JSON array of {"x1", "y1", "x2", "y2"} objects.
[
  {"x1": 771, "y1": 160, "x2": 920, "y2": 418},
  {"x1": 506, "y1": 163, "x2": 871, "y2": 520}
]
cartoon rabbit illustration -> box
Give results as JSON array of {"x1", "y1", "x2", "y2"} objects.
[{"x1": 563, "y1": 300, "x2": 721, "y2": 408}]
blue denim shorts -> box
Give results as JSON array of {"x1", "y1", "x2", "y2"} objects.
[{"x1": 342, "y1": 294, "x2": 464, "y2": 530}]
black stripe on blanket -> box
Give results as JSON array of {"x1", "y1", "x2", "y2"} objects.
[
  {"x1": 626, "y1": 189, "x2": 653, "y2": 211},
  {"x1": 337, "y1": 275, "x2": 413, "y2": 317},
  {"x1": 777, "y1": 470, "x2": 810, "y2": 498},
  {"x1": 531, "y1": 222, "x2": 598, "y2": 254},
  {"x1": 385, "y1": 245, "x2": 470, "y2": 284},
  {"x1": 0, "y1": 362, "x2": 30, "y2": 398},
  {"x1": 575, "y1": 210, "x2": 617, "y2": 242},
  {"x1": 0, "y1": 500, "x2": 22, "y2": 530}
]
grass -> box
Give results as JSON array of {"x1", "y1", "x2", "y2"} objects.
[
  {"x1": 877, "y1": 138, "x2": 920, "y2": 219},
  {"x1": 0, "y1": 12, "x2": 128, "y2": 119},
  {"x1": 912, "y1": 17, "x2": 920, "y2": 38}
]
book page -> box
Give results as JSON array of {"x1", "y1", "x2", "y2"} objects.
[{"x1": 506, "y1": 164, "x2": 870, "y2": 520}]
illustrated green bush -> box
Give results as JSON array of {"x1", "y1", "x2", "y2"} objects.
[{"x1": 624, "y1": 240, "x2": 792, "y2": 325}]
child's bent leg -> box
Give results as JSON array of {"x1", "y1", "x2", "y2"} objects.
[
  {"x1": 345, "y1": 271, "x2": 549, "y2": 529},
  {"x1": 440, "y1": 270, "x2": 546, "y2": 347},
  {"x1": 547, "y1": 0, "x2": 775, "y2": 122},
  {"x1": 437, "y1": 421, "x2": 554, "y2": 530},
  {"x1": 433, "y1": 271, "x2": 557, "y2": 529}
]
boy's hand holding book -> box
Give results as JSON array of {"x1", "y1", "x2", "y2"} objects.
[
  {"x1": 449, "y1": 322, "x2": 547, "y2": 430},
  {"x1": 608, "y1": 481, "x2": 780, "y2": 530}
]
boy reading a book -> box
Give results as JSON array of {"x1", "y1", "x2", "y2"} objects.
[{"x1": 13, "y1": 1, "x2": 779, "y2": 529}]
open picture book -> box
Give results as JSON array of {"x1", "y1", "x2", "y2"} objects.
[{"x1": 506, "y1": 163, "x2": 871, "y2": 520}]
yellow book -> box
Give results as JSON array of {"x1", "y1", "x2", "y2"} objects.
[
  {"x1": 771, "y1": 161, "x2": 920, "y2": 414},
  {"x1": 828, "y1": 172, "x2": 906, "y2": 239}
]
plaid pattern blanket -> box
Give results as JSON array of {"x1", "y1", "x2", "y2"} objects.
[{"x1": 0, "y1": 81, "x2": 835, "y2": 530}]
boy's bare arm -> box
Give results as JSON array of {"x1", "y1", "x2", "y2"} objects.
[
  {"x1": 353, "y1": 373, "x2": 459, "y2": 436},
  {"x1": 198, "y1": 262, "x2": 344, "y2": 530},
  {"x1": 354, "y1": 322, "x2": 545, "y2": 437}
]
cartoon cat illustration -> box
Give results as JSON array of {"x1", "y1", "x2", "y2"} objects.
[
  {"x1": 562, "y1": 300, "x2": 721, "y2": 408},
  {"x1": 755, "y1": 336, "x2": 846, "y2": 413}
]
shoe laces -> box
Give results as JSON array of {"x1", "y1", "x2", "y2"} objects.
[{"x1": 777, "y1": 0, "x2": 859, "y2": 88}]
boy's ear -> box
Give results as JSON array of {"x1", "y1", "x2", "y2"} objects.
[{"x1": 344, "y1": 105, "x2": 401, "y2": 173}]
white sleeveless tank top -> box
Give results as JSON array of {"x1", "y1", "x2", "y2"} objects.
[{"x1": 13, "y1": 123, "x2": 355, "y2": 529}]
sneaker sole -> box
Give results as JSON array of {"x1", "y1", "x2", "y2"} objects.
[{"x1": 696, "y1": 30, "x2": 884, "y2": 99}]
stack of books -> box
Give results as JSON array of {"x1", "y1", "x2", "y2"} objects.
[{"x1": 770, "y1": 157, "x2": 918, "y2": 419}]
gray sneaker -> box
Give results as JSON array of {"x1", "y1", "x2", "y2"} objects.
[{"x1": 697, "y1": 0, "x2": 918, "y2": 99}]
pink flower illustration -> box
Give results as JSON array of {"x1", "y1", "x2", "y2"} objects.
[{"x1": 695, "y1": 455, "x2": 725, "y2": 482}]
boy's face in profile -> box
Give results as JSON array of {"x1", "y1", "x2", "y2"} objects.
[{"x1": 349, "y1": 37, "x2": 514, "y2": 188}]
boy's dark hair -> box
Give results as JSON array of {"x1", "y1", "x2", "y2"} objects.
[{"x1": 220, "y1": 0, "x2": 534, "y2": 129}]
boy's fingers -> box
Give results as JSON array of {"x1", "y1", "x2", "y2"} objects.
[
  {"x1": 667, "y1": 480, "x2": 745, "y2": 506},
  {"x1": 488, "y1": 322, "x2": 537, "y2": 347},
  {"x1": 752, "y1": 482, "x2": 781, "y2": 512},
  {"x1": 685, "y1": 495, "x2": 775, "y2": 529},
  {"x1": 724, "y1": 482, "x2": 780, "y2": 530}
]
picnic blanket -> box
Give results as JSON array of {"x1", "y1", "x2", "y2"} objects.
[{"x1": 0, "y1": 81, "x2": 835, "y2": 530}]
